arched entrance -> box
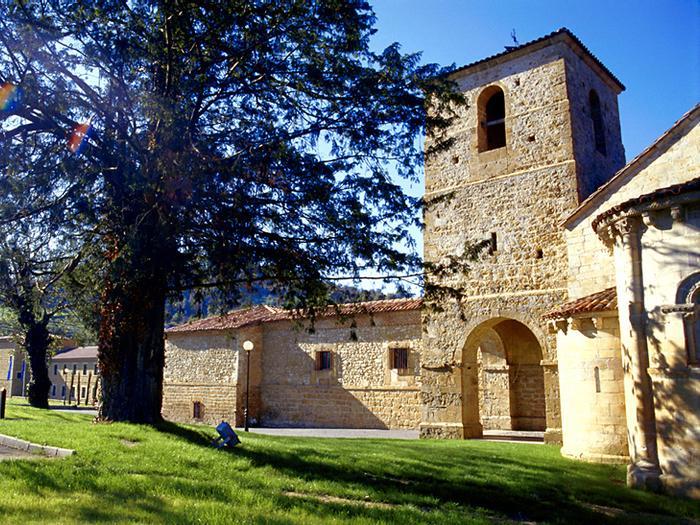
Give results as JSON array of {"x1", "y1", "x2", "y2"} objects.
[{"x1": 462, "y1": 318, "x2": 546, "y2": 433}]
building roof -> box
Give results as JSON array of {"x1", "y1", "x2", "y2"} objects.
[
  {"x1": 591, "y1": 176, "x2": 700, "y2": 232},
  {"x1": 448, "y1": 27, "x2": 624, "y2": 92},
  {"x1": 166, "y1": 298, "x2": 423, "y2": 334},
  {"x1": 52, "y1": 346, "x2": 98, "y2": 361},
  {"x1": 564, "y1": 104, "x2": 700, "y2": 227},
  {"x1": 543, "y1": 287, "x2": 617, "y2": 320}
]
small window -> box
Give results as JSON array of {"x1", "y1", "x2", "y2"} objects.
[
  {"x1": 478, "y1": 86, "x2": 507, "y2": 151},
  {"x1": 81, "y1": 386, "x2": 86, "y2": 398},
  {"x1": 83, "y1": 364, "x2": 88, "y2": 375},
  {"x1": 589, "y1": 90, "x2": 606, "y2": 155},
  {"x1": 53, "y1": 364, "x2": 58, "y2": 375},
  {"x1": 51, "y1": 384, "x2": 56, "y2": 397},
  {"x1": 316, "y1": 351, "x2": 332, "y2": 371},
  {"x1": 61, "y1": 385, "x2": 66, "y2": 398},
  {"x1": 70, "y1": 386, "x2": 75, "y2": 399},
  {"x1": 391, "y1": 348, "x2": 409, "y2": 370},
  {"x1": 72, "y1": 364, "x2": 77, "y2": 374},
  {"x1": 594, "y1": 367, "x2": 601, "y2": 393},
  {"x1": 193, "y1": 401, "x2": 203, "y2": 420},
  {"x1": 94, "y1": 364, "x2": 99, "y2": 375},
  {"x1": 63, "y1": 364, "x2": 68, "y2": 373}
]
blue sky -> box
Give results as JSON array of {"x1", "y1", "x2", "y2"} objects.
[
  {"x1": 361, "y1": 1, "x2": 698, "y2": 292},
  {"x1": 371, "y1": 0, "x2": 699, "y2": 160}
]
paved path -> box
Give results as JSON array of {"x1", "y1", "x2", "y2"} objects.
[
  {"x1": 0, "y1": 444, "x2": 33, "y2": 460},
  {"x1": 237, "y1": 428, "x2": 544, "y2": 443},
  {"x1": 50, "y1": 407, "x2": 98, "y2": 416},
  {"x1": 241, "y1": 428, "x2": 420, "y2": 440}
]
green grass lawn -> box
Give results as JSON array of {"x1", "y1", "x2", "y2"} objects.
[{"x1": 0, "y1": 399, "x2": 697, "y2": 524}]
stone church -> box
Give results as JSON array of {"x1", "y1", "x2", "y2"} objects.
[{"x1": 163, "y1": 29, "x2": 699, "y2": 497}]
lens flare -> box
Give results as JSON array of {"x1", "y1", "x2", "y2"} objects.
[
  {"x1": 0, "y1": 82, "x2": 20, "y2": 112},
  {"x1": 68, "y1": 118, "x2": 93, "y2": 154}
]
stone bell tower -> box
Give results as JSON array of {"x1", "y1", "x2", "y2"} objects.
[{"x1": 421, "y1": 29, "x2": 625, "y2": 441}]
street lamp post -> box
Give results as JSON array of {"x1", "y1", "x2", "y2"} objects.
[{"x1": 242, "y1": 340, "x2": 254, "y2": 432}]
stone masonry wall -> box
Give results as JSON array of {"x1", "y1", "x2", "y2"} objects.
[
  {"x1": 565, "y1": 118, "x2": 700, "y2": 300},
  {"x1": 557, "y1": 314, "x2": 628, "y2": 462},
  {"x1": 562, "y1": 46, "x2": 625, "y2": 202},
  {"x1": 163, "y1": 332, "x2": 239, "y2": 425},
  {"x1": 421, "y1": 40, "x2": 626, "y2": 440},
  {"x1": 260, "y1": 310, "x2": 422, "y2": 429},
  {"x1": 640, "y1": 203, "x2": 700, "y2": 495}
]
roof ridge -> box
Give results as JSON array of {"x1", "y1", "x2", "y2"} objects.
[
  {"x1": 448, "y1": 27, "x2": 624, "y2": 91},
  {"x1": 564, "y1": 103, "x2": 700, "y2": 227}
]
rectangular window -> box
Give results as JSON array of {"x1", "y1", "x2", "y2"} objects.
[
  {"x1": 72, "y1": 364, "x2": 77, "y2": 374},
  {"x1": 94, "y1": 364, "x2": 99, "y2": 375},
  {"x1": 51, "y1": 384, "x2": 56, "y2": 397},
  {"x1": 391, "y1": 348, "x2": 409, "y2": 370},
  {"x1": 83, "y1": 364, "x2": 87, "y2": 375},
  {"x1": 81, "y1": 387, "x2": 86, "y2": 398},
  {"x1": 70, "y1": 386, "x2": 75, "y2": 399},
  {"x1": 316, "y1": 351, "x2": 332, "y2": 371},
  {"x1": 53, "y1": 364, "x2": 58, "y2": 375},
  {"x1": 63, "y1": 364, "x2": 68, "y2": 373},
  {"x1": 61, "y1": 385, "x2": 66, "y2": 398},
  {"x1": 193, "y1": 401, "x2": 203, "y2": 419}
]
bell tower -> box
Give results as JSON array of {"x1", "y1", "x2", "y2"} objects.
[{"x1": 421, "y1": 29, "x2": 625, "y2": 441}]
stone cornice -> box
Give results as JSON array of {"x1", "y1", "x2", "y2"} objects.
[{"x1": 593, "y1": 189, "x2": 700, "y2": 245}]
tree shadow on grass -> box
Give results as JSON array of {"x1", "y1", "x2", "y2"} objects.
[
  {"x1": 151, "y1": 423, "x2": 699, "y2": 525},
  {"x1": 155, "y1": 419, "x2": 213, "y2": 447},
  {"x1": 234, "y1": 445, "x2": 610, "y2": 524}
]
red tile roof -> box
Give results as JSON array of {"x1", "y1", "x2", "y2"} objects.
[
  {"x1": 52, "y1": 346, "x2": 98, "y2": 361},
  {"x1": 448, "y1": 28, "x2": 624, "y2": 91},
  {"x1": 166, "y1": 298, "x2": 423, "y2": 334},
  {"x1": 543, "y1": 288, "x2": 617, "y2": 320}
]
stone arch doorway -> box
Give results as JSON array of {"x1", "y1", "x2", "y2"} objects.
[{"x1": 462, "y1": 318, "x2": 546, "y2": 435}]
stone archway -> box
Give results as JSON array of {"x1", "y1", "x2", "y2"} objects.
[{"x1": 462, "y1": 318, "x2": 546, "y2": 434}]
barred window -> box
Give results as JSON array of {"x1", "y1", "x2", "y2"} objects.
[
  {"x1": 391, "y1": 348, "x2": 409, "y2": 370},
  {"x1": 193, "y1": 401, "x2": 203, "y2": 420},
  {"x1": 316, "y1": 351, "x2": 332, "y2": 371}
]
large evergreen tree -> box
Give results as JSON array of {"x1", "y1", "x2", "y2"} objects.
[{"x1": 0, "y1": 1, "x2": 461, "y2": 422}]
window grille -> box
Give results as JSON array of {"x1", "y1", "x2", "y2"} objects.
[
  {"x1": 316, "y1": 351, "x2": 332, "y2": 371},
  {"x1": 391, "y1": 348, "x2": 409, "y2": 370}
]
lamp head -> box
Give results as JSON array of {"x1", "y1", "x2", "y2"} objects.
[{"x1": 242, "y1": 340, "x2": 254, "y2": 352}]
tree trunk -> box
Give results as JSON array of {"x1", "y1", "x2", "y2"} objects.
[
  {"x1": 26, "y1": 322, "x2": 51, "y2": 409},
  {"x1": 97, "y1": 233, "x2": 169, "y2": 423}
]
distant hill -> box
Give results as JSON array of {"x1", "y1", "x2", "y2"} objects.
[{"x1": 165, "y1": 284, "x2": 411, "y2": 327}]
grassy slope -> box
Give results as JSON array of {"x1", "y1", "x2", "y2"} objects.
[{"x1": 0, "y1": 399, "x2": 697, "y2": 525}]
